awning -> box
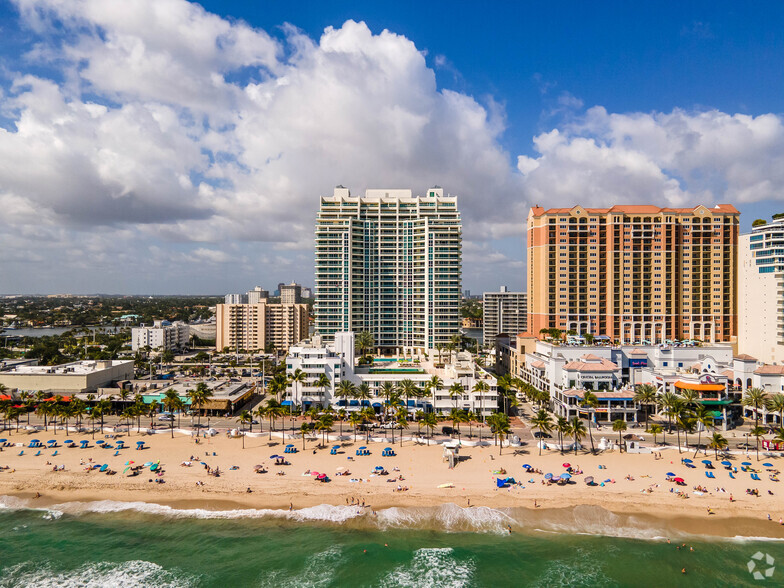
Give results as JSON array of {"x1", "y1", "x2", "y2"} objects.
[
  {"x1": 699, "y1": 399, "x2": 733, "y2": 406},
  {"x1": 674, "y1": 380, "x2": 725, "y2": 392},
  {"x1": 281, "y1": 400, "x2": 293, "y2": 406}
]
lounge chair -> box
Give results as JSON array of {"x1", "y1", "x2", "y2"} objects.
[
  {"x1": 34, "y1": 451, "x2": 41, "y2": 456},
  {"x1": 705, "y1": 471, "x2": 715, "y2": 479},
  {"x1": 751, "y1": 473, "x2": 761, "y2": 481},
  {"x1": 729, "y1": 472, "x2": 736, "y2": 479},
  {"x1": 17, "y1": 450, "x2": 23, "y2": 456},
  {"x1": 52, "y1": 450, "x2": 58, "y2": 457},
  {"x1": 114, "y1": 451, "x2": 120, "y2": 456}
]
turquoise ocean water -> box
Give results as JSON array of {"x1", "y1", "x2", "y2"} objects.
[{"x1": 1, "y1": 498, "x2": 782, "y2": 587}]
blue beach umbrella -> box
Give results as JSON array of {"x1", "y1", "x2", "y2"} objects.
[
  {"x1": 682, "y1": 458, "x2": 693, "y2": 463},
  {"x1": 701, "y1": 460, "x2": 712, "y2": 464},
  {"x1": 561, "y1": 473, "x2": 572, "y2": 479},
  {"x1": 544, "y1": 473, "x2": 553, "y2": 480},
  {"x1": 666, "y1": 472, "x2": 676, "y2": 477},
  {"x1": 522, "y1": 464, "x2": 532, "y2": 469},
  {"x1": 721, "y1": 461, "x2": 731, "y2": 466},
  {"x1": 763, "y1": 463, "x2": 774, "y2": 467},
  {"x1": 742, "y1": 462, "x2": 752, "y2": 466},
  {"x1": 270, "y1": 455, "x2": 281, "y2": 459},
  {"x1": 0, "y1": 439, "x2": 6, "y2": 443}
]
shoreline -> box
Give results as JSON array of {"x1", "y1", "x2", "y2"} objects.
[
  {"x1": 3, "y1": 488, "x2": 783, "y2": 541},
  {"x1": 2, "y1": 428, "x2": 784, "y2": 541}
]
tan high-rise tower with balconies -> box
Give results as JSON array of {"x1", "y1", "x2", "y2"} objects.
[{"x1": 527, "y1": 204, "x2": 739, "y2": 344}]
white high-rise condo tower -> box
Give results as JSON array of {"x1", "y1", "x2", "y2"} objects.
[{"x1": 315, "y1": 186, "x2": 462, "y2": 353}]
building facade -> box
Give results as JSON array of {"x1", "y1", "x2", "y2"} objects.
[
  {"x1": 527, "y1": 204, "x2": 739, "y2": 344},
  {"x1": 0, "y1": 360, "x2": 134, "y2": 394},
  {"x1": 739, "y1": 218, "x2": 784, "y2": 364},
  {"x1": 215, "y1": 302, "x2": 309, "y2": 352},
  {"x1": 315, "y1": 186, "x2": 462, "y2": 352},
  {"x1": 280, "y1": 283, "x2": 302, "y2": 304},
  {"x1": 286, "y1": 332, "x2": 497, "y2": 415},
  {"x1": 483, "y1": 287, "x2": 527, "y2": 346},
  {"x1": 131, "y1": 321, "x2": 189, "y2": 351}
]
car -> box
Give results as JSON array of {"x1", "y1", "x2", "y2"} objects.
[
  {"x1": 251, "y1": 419, "x2": 259, "y2": 425},
  {"x1": 158, "y1": 414, "x2": 174, "y2": 421},
  {"x1": 533, "y1": 431, "x2": 552, "y2": 438}
]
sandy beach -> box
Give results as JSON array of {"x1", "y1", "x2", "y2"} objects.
[{"x1": 2, "y1": 426, "x2": 784, "y2": 539}]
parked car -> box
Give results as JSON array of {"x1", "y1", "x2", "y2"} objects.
[{"x1": 158, "y1": 414, "x2": 174, "y2": 422}]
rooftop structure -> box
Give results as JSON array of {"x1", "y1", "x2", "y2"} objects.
[
  {"x1": 0, "y1": 360, "x2": 134, "y2": 394},
  {"x1": 482, "y1": 287, "x2": 527, "y2": 347}
]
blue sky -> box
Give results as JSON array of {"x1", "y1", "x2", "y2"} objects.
[{"x1": 1, "y1": 0, "x2": 783, "y2": 294}]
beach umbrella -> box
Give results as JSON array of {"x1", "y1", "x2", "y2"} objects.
[
  {"x1": 336, "y1": 466, "x2": 347, "y2": 472},
  {"x1": 64, "y1": 439, "x2": 73, "y2": 444},
  {"x1": 0, "y1": 439, "x2": 6, "y2": 443},
  {"x1": 666, "y1": 472, "x2": 676, "y2": 477},
  {"x1": 742, "y1": 462, "x2": 752, "y2": 466},
  {"x1": 682, "y1": 458, "x2": 692, "y2": 463},
  {"x1": 544, "y1": 473, "x2": 553, "y2": 480},
  {"x1": 30, "y1": 439, "x2": 40, "y2": 443},
  {"x1": 311, "y1": 471, "x2": 320, "y2": 476},
  {"x1": 123, "y1": 467, "x2": 131, "y2": 474},
  {"x1": 47, "y1": 440, "x2": 56, "y2": 444},
  {"x1": 522, "y1": 464, "x2": 532, "y2": 469},
  {"x1": 562, "y1": 463, "x2": 571, "y2": 468},
  {"x1": 721, "y1": 461, "x2": 732, "y2": 466},
  {"x1": 561, "y1": 473, "x2": 572, "y2": 479},
  {"x1": 584, "y1": 476, "x2": 594, "y2": 484},
  {"x1": 673, "y1": 477, "x2": 685, "y2": 483},
  {"x1": 317, "y1": 474, "x2": 327, "y2": 479},
  {"x1": 701, "y1": 460, "x2": 712, "y2": 464},
  {"x1": 143, "y1": 462, "x2": 152, "y2": 467},
  {"x1": 763, "y1": 463, "x2": 774, "y2": 467},
  {"x1": 332, "y1": 445, "x2": 341, "y2": 449},
  {"x1": 125, "y1": 461, "x2": 134, "y2": 465},
  {"x1": 96, "y1": 440, "x2": 104, "y2": 445},
  {"x1": 270, "y1": 454, "x2": 280, "y2": 459}
]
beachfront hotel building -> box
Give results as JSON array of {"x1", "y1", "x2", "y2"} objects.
[
  {"x1": 314, "y1": 186, "x2": 462, "y2": 354},
  {"x1": 215, "y1": 301, "x2": 309, "y2": 352},
  {"x1": 482, "y1": 287, "x2": 527, "y2": 346},
  {"x1": 738, "y1": 217, "x2": 784, "y2": 364},
  {"x1": 527, "y1": 204, "x2": 740, "y2": 344},
  {"x1": 285, "y1": 332, "x2": 497, "y2": 415}
]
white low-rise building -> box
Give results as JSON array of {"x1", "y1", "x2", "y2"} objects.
[
  {"x1": 286, "y1": 332, "x2": 498, "y2": 415},
  {"x1": 0, "y1": 360, "x2": 134, "y2": 395},
  {"x1": 131, "y1": 321, "x2": 189, "y2": 352}
]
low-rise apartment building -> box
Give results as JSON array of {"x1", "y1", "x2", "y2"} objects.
[{"x1": 131, "y1": 320, "x2": 190, "y2": 351}]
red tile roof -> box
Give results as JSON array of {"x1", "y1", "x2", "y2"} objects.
[{"x1": 530, "y1": 204, "x2": 739, "y2": 217}]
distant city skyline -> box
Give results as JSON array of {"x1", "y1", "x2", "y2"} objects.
[{"x1": 2, "y1": 1, "x2": 784, "y2": 294}]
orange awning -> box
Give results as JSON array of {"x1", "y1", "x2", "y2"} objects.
[{"x1": 674, "y1": 380, "x2": 725, "y2": 392}]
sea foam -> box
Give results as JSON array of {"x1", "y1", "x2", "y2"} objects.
[
  {"x1": 378, "y1": 548, "x2": 475, "y2": 588},
  {"x1": 0, "y1": 560, "x2": 196, "y2": 588}
]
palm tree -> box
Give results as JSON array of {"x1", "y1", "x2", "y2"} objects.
[
  {"x1": 264, "y1": 399, "x2": 283, "y2": 440},
  {"x1": 708, "y1": 432, "x2": 728, "y2": 459},
  {"x1": 649, "y1": 423, "x2": 663, "y2": 445},
  {"x1": 679, "y1": 388, "x2": 700, "y2": 410},
  {"x1": 496, "y1": 374, "x2": 514, "y2": 415},
  {"x1": 658, "y1": 391, "x2": 678, "y2": 441},
  {"x1": 355, "y1": 382, "x2": 372, "y2": 410},
  {"x1": 750, "y1": 425, "x2": 767, "y2": 462},
  {"x1": 423, "y1": 412, "x2": 437, "y2": 445},
  {"x1": 254, "y1": 405, "x2": 266, "y2": 434},
  {"x1": 488, "y1": 413, "x2": 511, "y2": 455},
  {"x1": 336, "y1": 380, "x2": 356, "y2": 408},
  {"x1": 36, "y1": 401, "x2": 52, "y2": 431},
  {"x1": 316, "y1": 414, "x2": 334, "y2": 446},
  {"x1": 692, "y1": 405, "x2": 714, "y2": 457},
  {"x1": 299, "y1": 422, "x2": 310, "y2": 450},
  {"x1": 379, "y1": 382, "x2": 396, "y2": 419},
  {"x1": 472, "y1": 380, "x2": 489, "y2": 436},
  {"x1": 349, "y1": 412, "x2": 363, "y2": 443},
  {"x1": 531, "y1": 409, "x2": 553, "y2": 456},
  {"x1": 187, "y1": 382, "x2": 212, "y2": 429},
  {"x1": 336, "y1": 408, "x2": 347, "y2": 437},
  {"x1": 425, "y1": 375, "x2": 443, "y2": 412},
  {"x1": 569, "y1": 417, "x2": 587, "y2": 456},
  {"x1": 579, "y1": 391, "x2": 598, "y2": 454},
  {"x1": 633, "y1": 384, "x2": 657, "y2": 430},
  {"x1": 769, "y1": 393, "x2": 784, "y2": 431},
  {"x1": 555, "y1": 416, "x2": 570, "y2": 455},
  {"x1": 362, "y1": 406, "x2": 378, "y2": 443},
  {"x1": 163, "y1": 390, "x2": 181, "y2": 438},
  {"x1": 448, "y1": 383, "x2": 463, "y2": 412},
  {"x1": 396, "y1": 408, "x2": 408, "y2": 447},
  {"x1": 398, "y1": 379, "x2": 417, "y2": 412},
  {"x1": 95, "y1": 399, "x2": 112, "y2": 434},
  {"x1": 355, "y1": 331, "x2": 375, "y2": 358},
  {"x1": 288, "y1": 368, "x2": 307, "y2": 410},
  {"x1": 742, "y1": 388, "x2": 769, "y2": 429},
  {"x1": 612, "y1": 419, "x2": 627, "y2": 451},
  {"x1": 237, "y1": 409, "x2": 253, "y2": 432}
]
